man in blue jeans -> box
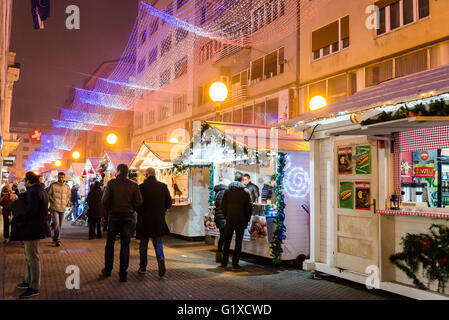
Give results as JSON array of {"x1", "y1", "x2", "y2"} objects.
[
  {"x1": 136, "y1": 167, "x2": 172, "y2": 277},
  {"x1": 100, "y1": 164, "x2": 142, "y2": 282}
]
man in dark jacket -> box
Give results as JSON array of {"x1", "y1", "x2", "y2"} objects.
[
  {"x1": 70, "y1": 184, "x2": 80, "y2": 220},
  {"x1": 213, "y1": 179, "x2": 230, "y2": 263},
  {"x1": 87, "y1": 181, "x2": 104, "y2": 239},
  {"x1": 220, "y1": 172, "x2": 253, "y2": 271},
  {"x1": 243, "y1": 174, "x2": 259, "y2": 203},
  {"x1": 101, "y1": 164, "x2": 143, "y2": 282},
  {"x1": 13, "y1": 172, "x2": 51, "y2": 299},
  {"x1": 136, "y1": 167, "x2": 172, "y2": 277}
]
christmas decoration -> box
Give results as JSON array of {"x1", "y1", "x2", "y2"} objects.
[
  {"x1": 269, "y1": 152, "x2": 287, "y2": 265},
  {"x1": 390, "y1": 224, "x2": 449, "y2": 293},
  {"x1": 284, "y1": 154, "x2": 310, "y2": 199}
]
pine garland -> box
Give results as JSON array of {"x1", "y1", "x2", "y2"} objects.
[
  {"x1": 270, "y1": 152, "x2": 287, "y2": 265},
  {"x1": 208, "y1": 165, "x2": 215, "y2": 207},
  {"x1": 390, "y1": 224, "x2": 449, "y2": 293}
]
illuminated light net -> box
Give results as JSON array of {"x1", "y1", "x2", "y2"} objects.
[
  {"x1": 284, "y1": 155, "x2": 310, "y2": 199},
  {"x1": 25, "y1": 0, "x2": 328, "y2": 170}
]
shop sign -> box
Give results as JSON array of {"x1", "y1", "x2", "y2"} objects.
[
  {"x1": 355, "y1": 145, "x2": 371, "y2": 174},
  {"x1": 355, "y1": 182, "x2": 371, "y2": 211},
  {"x1": 339, "y1": 181, "x2": 354, "y2": 209},
  {"x1": 2, "y1": 159, "x2": 13, "y2": 167},
  {"x1": 414, "y1": 166, "x2": 436, "y2": 178},
  {"x1": 338, "y1": 147, "x2": 353, "y2": 174},
  {"x1": 420, "y1": 151, "x2": 429, "y2": 161}
]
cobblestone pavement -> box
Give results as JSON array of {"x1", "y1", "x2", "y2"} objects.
[{"x1": 0, "y1": 223, "x2": 407, "y2": 300}]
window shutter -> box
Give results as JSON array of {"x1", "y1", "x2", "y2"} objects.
[
  {"x1": 341, "y1": 16, "x2": 349, "y2": 40},
  {"x1": 312, "y1": 21, "x2": 339, "y2": 52},
  {"x1": 374, "y1": 0, "x2": 398, "y2": 9}
]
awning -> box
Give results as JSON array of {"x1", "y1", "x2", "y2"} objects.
[
  {"x1": 206, "y1": 121, "x2": 309, "y2": 152},
  {"x1": 286, "y1": 64, "x2": 449, "y2": 126},
  {"x1": 103, "y1": 151, "x2": 136, "y2": 170},
  {"x1": 69, "y1": 163, "x2": 85, "y2": 177},
  {"x1": 86, "y1": 157, "x2": 102, "y2": 171},
  {"x1": 129, "y1": 141, "x2": 188, "y2": 170}
]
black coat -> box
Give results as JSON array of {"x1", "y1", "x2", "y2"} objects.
[
  {"x1": 136, "y1": 176, "x2": 172, "y2": 239},
  {"x1": 87, "y1": 186, "x2": 105, "y2": 219},
  {"x1": 245, "y1": 182, "x2": 259, "y2": 202},
  {"x1": 221, "y1": 182, "x2": 253, "y2": 229},
  {"x1": 71, "y1": 187, "x2": 80, "y2": 204},
  {"x1": 11, "y1": 183, "x2": 51, "y2": 241},
  {"x1": 213, "y1": 184, "x2": 227, "y2": 229},
  {"x1": 102, "y1": 174, "x2": 143, "y2": 219},
  {"x1": 261, "y1": 183, "x2": 274, "y2": 202}
]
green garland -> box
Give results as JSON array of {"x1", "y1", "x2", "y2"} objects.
[
  {"x1": 390, "y1": 224, "x2": 449, "y2": 293},
  {"x1": 269, "y1": 152, "x2": 287, "y2": 265},
  {"x1": 208, "y1": 165, "x2": 215, "y2": 207},
  {"x1": 361, "y1": 99, "x2": 449, "y2": 126}
]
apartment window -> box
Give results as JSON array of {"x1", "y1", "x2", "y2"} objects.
[
  {"x1": 395, "y1": 49, "x2": 428, "y2": 78},
  {"x1": 349, "y1": 72, "x2": 357, "y2": 95},
  {"x1": 327, "y1": 74, "x2": 347, "y2": 103},
  {"x1": 163, "y1": 3, "x2": 173, "y2": 25},
  {"x1": 243, "y1": 105, "x2": 254, "y2": 124},
  {"x1": 135, "y1": 112, "x2": 143, "y2": 129},
  {"x1": 233, "y1": 108, "x2": 242, "y2": 123},
  {"x1": 254, "y1": 101, "x2": 266, "y2": 125},
  {"x1": 252, "y1": 0, "x2": 285, "y2": 32},
  {"x1": 158, "y1": 104, "x2": 170, "y2": 121},
  {"x1": 251, "y1": 58, "x2": 263, "y2": 81},
  {"x1": 222, "y1": 112, "x2": 232, "y2": 122},
  {"x1": 365, "y1": 60, "x2": 393, "y2": 87},
  {"x1": 160, "y1": 67, "x2": 171, "y2": 87},
  {"x1": 176, "y1": 28, "x2": 188, "y2": 44},
  {"x1": 149, "y1": 18, "x2": 159, "y2": 36},
  {"x1": 161, "y1": 35, "x2": 172, "y2": 56},
  {"x1": 23, "y1": 138, "x2": 30, "y2": 143},
  {"x1": 139, "y1": 29, "x2": 147, "y2": 46},
  {"x1": 137, "y1": 58, "x2": 146, "y2": 74},
  {"x1": 264, "y1": 51, "x2": 278, "y2": 78},
  {"x1": 174, "y1": 94, "x2": 187, "y2": 114},
  {"x1": 174, "y1": 56, "x2": 188, "y2": 79},
  {"x1": 177, "y1": 0, "x2": 188, "y2": 10},
  {"x1": 266, "y1": 98, "x2": 279, "y2": 125},
  {"x1": 309, "y1": 80, "x2": 327, "y2": 104},
  {"x1": 23, "y1": 147, "x2": 29, "y2": 151},
  {"x1": 312, "y1": 16, "x2": 349, "y2": 61},
  {"x1": 148, "y1": 47, "x2": 158, "y2": 67},
  {"x1": 376, "y1": 0, "x2": 430, "y2": 36},
  {"x1": 146, "y1": 111, "x2": 155, "y2": 125}
]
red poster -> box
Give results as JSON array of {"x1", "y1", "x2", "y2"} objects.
[
  {"x1": 414, "y1": 166, "x2": 436, "y2": 178},
  {"x1": 355, "y1": 182, "x2": 371, "y2": 211},
  {"x1": 338, "y1": 147, "x2": 353, "y2": 174}
]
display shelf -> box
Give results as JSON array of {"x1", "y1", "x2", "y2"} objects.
[
  {"x1": 376, "y1": 209, "x2": 449, "y2": 219},
  {"x1": 171, "y1": 202, "x2": 191, "y2": 207}
]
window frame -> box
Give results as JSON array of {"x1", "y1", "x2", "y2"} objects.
[{"x1": 312, "y1": 16, "x2": 350, "y2": 62}]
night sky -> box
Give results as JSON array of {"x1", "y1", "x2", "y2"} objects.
[{"x1": 10, "y1": 0, "x2": 139, "y2": 127}]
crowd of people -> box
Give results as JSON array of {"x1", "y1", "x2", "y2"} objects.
[{"x1": 0, "y1": 164, "x2": 276, "y2": 299}]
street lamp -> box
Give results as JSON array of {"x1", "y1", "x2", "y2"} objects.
[
  {"x1": 309, "y1": 96, "x2": 327, "y2": 111},
  {"x1": 169, "y1": 137, "x2": 179, "y2": 144},
  {"x1": 72, "y1": 151, "x2": 81, "y2": 160},
  {"x1": 107, "y1": 133, "x2": 118, "y2": 145},
  {"x1": 55, "y1": 160, "x2": 62, "y2": 167},
  {"x1": 209, "y1": 81, "x2": 228, "y2": 121}
]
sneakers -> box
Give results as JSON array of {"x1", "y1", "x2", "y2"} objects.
[
  {"x1": 157, "y1": 259, "x2": 166, "y2": 277},
  {"x1": 215, "y1": 252, "x2": 222, "y2": 263},
  {"x1": 138, "y1": 268, "x2": 147, "y2": 274},
  {"x1": 100, "y1": 268, "x2": 111, "y2": 279},
  {"x1": 17, "y1": 281, "x2": 29, "y2": 290},
  {"x1": 19, "y1": 288, "x2": 39, "y2": 299},
  {"x1": 53, "y1": 240, "x2": 61, "y2": 247}
]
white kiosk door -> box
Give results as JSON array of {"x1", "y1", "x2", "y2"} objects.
[{"x1": 334, "y1": 137, "x2": 379, "y2": 274}]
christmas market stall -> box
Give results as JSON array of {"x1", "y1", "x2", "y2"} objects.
[
  {"x1": 175, "y1": 121, "x2": 310, "y2": 262},
  {"x1": 284, "y1": 64, "x2": 449, "y2": 299},
  {"x1": 98, "y1": 150, "x2": 136, "y2": 185},
  {"x1": 129, "y1": 140, "x2": 202, "y2": 237}
]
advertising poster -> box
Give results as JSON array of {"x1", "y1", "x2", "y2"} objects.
[
  {"x1": 338, "y1": 147, "x2": 353, "y2": 174},
  {"x1": 400, "y1": 152, "x2": 413, "y2": 183},
  {"x1": 413, "y1": 150, "x2": 438, "y2": 207},
  {"x1": 339, "y1": 181, "x2": 354, "y2": 209},
  {"x1": 355, "y1": 145, "x2": 371, "y2": 174},
  {"x1": 204, "y1": 208, "x2": 220, "y2": 237},
  {"x1": 355, "y1": 182, "x2": 371, "y2": 210}
]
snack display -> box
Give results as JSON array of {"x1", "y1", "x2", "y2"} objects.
[{"x1": 339, "y1": 181, "x2": 354, "y2": 209}]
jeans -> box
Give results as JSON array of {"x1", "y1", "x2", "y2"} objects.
[
  {"x1": 217, "y1": 227, "x2": 225, "y2": 253},
  {"x1": 89, "y1": 217, "x2": 102, "y2": 238},
  {"x1": 3, "y1": 215, "x2": 10, "y2": 239},
  {"x1": 139, "y1": 237, "x2": 164, "y2": 269},
  {"x1": 24, "y1": 240, "x2": 40, "y2": 290},
  {"x1": 222, "y1": 226, "x2": 245, "y2": 266},
  {"x1": 51, "y1": 210, "x2": 64, "y2": 242},
  {"x1": 104, "y1": 217, "x2": 134, "y2": 276}
]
